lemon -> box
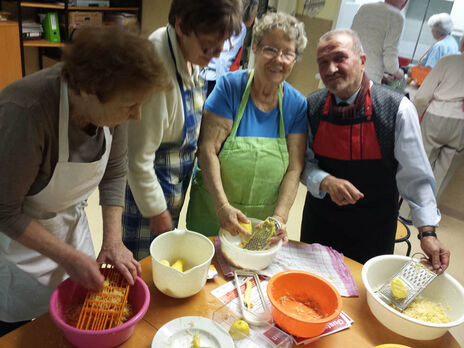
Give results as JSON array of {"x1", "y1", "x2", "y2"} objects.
[
  {"x1": 239, "y1": 221, "x2": 252, "y2": 234},
  {"x1": 229, "y1": 320, "x2": 249, "y2": 340},
  {"x1": 159, "y1": 259, "x2": 170, "y2": 267},
  {"x1": 391, "y1": 277, "x2": 407, "y2": 299},
  {"x1": 171, "y1": 258, "x2": 185, "y2": 272}
]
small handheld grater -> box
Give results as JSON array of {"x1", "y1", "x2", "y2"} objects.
[
  {"x1": 243, "y1": 217, "x2": 280, "y2": 251},
  {"x1": 376, "y1": 253, "x2": 439, "y2": 311}
]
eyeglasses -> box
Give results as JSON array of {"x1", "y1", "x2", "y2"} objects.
[
  {"x1": 195, "y1": 34, "x2": 224, "y2": 57},
  {"x1": 260, "y1": 45, "x2": 297, "y2": 63},
  {"x1": 201, "y1": 46, "x2": 223, "y2": 56}
]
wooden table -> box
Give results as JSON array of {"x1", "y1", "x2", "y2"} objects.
[{"x1": 0, "y1": 246, "x2": 459, "y2": 347}]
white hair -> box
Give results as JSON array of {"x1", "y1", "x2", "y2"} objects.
[{"x1": 428, "y1": 13, "x2": 453, "y2": 36}]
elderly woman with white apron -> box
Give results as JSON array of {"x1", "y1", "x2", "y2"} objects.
[
  {"x1": 186, "y1": 12, "x2": 308, "y2": 238},
  {"x1": 0, "y1": 26, "x2": 168, "y2": 334},
  {"x1": 122, "y1": 0, "x2": 243, "y2": 260}
]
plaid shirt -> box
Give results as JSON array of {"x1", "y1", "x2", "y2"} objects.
[{"x1": 123, "y1": 30, "x2": 206, "y2": 260}]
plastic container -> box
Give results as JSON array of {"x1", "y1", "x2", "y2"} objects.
[
  {"x1": 213, "y1": 303, "x2": 293, "y2": 348},
  {"x1": 362, "y1": 255, "x2": 464, "y2": 340},
  {"x1": 150, "y1": 229, "x2": 214, "y2": 298},
  {"x1": 267, "y1": 270, "x2": 342, "y2": 338},
  {"x1": 219, "y1": 217, "x2": 282, "y2": 270},
  {"x1": 49, "y1": 276, "x2": 150, "y2": 348}
]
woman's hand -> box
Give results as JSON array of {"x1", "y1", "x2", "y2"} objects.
[
  {"x1": 97, "y1": 240, "x2": 142, "y2": 285},
  {"x1": 269, "y1": 215, "x2": 288, "y2": 246},
  {"x1": 149, "y1": 210, "x2": 173, "y2": 235},
  {"x1": 62, "y1": 249, "x2": 105, "y2": 291},
  {"x1": 217, "y1": 204, "x2": 250, "y2": 236}
]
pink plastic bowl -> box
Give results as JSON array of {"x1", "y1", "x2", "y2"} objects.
[{"x1": 49, "y1": 276, "x2": 150, "y2": 348}]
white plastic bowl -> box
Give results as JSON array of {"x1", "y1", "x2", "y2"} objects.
[
  {"x1": 218, "y1": 217, "x2": 282, "y2": 270},
  {"x1": 362, "y1": 255, "x2": 464, "y2": 340},
  {"x1": 150, "y1": 229, "x2": 214, "y2": 298}
]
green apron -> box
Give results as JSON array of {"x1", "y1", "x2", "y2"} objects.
[{"x1": 186, "y1": 70, "x2": 289, "y2": 236}]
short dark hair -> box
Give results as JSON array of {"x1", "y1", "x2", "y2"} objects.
[
  {"x1": 62, "y1": 26, "x2": 170, "y2": 102},
  {"x1": 168, "y1": 0, "x2": 243, "y2": 39}
]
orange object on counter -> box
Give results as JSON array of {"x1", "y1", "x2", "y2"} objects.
[
  {"x1": 267, "y1": 270, "x2": 342, "y2": 338},
  {"x1": 410, "y1": 65, "x2": 432, "y2": 86}
]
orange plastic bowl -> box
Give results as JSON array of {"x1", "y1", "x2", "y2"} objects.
[{"x1": 267, "y1": 270, "x2": 342, "y2": 338}]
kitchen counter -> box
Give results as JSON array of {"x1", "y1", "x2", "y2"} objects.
[{"x1": 0, "y1": 241, "x2": 459, "y2": 347}]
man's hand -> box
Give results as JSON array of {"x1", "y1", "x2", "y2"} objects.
[
  {"x1": 97, "y1": 240, "x2": 141, "y2": 285},
  {"x1": 420, "y1": 236, "x2": 450, "y2": 274},
  {"x1": 62, "y1": 249, "x2": 105, "y2": 291},
  {"x1": 149, "y1": 210, "x2": 172, "y2": 235},
  {"x1": 320, "y1": 175, "x2": 364, "y2": 206},
  {"x1": 217, "y1": 204, "x2": 249, "y2": 236}
]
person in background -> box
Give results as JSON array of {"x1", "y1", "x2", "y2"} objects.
[
  {"x1": 418, "y1": 13, "x2": 458, "y2": 68},
  {"x1": 460, "y1": 36, "x2": 464, "y2": 53},
  {"x1": 203, "y1": 0, "x2": 259, "y2": 97},
  {"x1": 300, "y1": 29, "x2": 450, "y2": 269},
  {"x1": 0, "y1": 26, "x2": 168, "y2": 335},
  {"x1": 351, "y1": 0, "x2": 408, "y2": 84},
  {"x1": 186, "y1": 12, "x2": 308, "y2": 240},
  {"x1": 414, "y1": 52, "x2": 464, "y2": 202},
  {"x1": 123, "y1": 0, "x2": 242, "y2": 260}
]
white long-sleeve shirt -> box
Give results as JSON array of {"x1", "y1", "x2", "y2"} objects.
[
  {"x1": 414, "y1": 54, "x2": 464, "y2": 119},
  {"x1": 127, "y1": 25, "x2": 202, "y2": 217},
  {"x1": 302, "y1": 83, "x2": 440, "y2": 228},
  {"x1": 351, "y1": 2, "x2": 404, "y2": 83}
]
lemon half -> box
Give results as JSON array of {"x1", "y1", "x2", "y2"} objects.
[
  {"x1": 229, "y1": 320, "x2": 250, "y2": 339},
  {"x1": 239, "y1": 221, "x2": 252, "y2": 234}
]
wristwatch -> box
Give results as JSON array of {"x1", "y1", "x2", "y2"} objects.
[{"x1": 417, "y1": 228, "x2": 437, "y2": 240}]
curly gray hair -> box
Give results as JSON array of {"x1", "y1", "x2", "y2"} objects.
[
  {"x1": 252, "y1": 12, "x2": 307, "y2": 58},
  {"x1": 428, "y1": 13, "x2": 454, "y2": 36}
]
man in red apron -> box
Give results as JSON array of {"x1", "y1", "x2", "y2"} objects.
[
  {"x1": 301, "y1": 29, "x2": 450, "y2": 269},
  {"x1": 0, "y1": 27, "x2": 167, "y2": 334}
]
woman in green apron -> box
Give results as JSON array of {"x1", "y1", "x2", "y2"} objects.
[{"x1": 186, "y1": 12, "x2": 308, "y2": 239}]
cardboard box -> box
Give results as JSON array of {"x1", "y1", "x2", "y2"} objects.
[{"x1": 68, "y1": 11, "x2": 103, "y2": 26}]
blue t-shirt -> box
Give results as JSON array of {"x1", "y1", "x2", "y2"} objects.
[
  {"x1": 420, "y1": 35, "x2": 459, "y2": 68},
  {"x1": 204, "y1": 70, "x2": 307, "y2": 138}
]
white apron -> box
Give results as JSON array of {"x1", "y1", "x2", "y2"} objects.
[{"x1": 0, "y1": 80, "x2": 112, "y2": 322}]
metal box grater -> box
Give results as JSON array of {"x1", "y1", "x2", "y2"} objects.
[
  {"x1": 376, "y1": 257, "x2": 438, "y2": 311},
  {"x1": 243, "y1": 217, "x2": 280, "y2": 251}
]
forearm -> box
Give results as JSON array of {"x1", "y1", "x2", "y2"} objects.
[
  {"x1": 273, "y1": 168, "x2": 301, "y2": 223},
  {"x1": 16, "y1": 219, "x2": 80, "y2": 267},
  {"x1": 274, "y1": 133, "x2": 305, "y2": 222},
  {"x1": 198, "y1": 151, "x2": 229, "y2": 211},
  {"x1": 101, "y1": 205, "x2": 123, "y2": 245},
  {"x1": 197, "y1": 110, "x2": 233, "y2": 211}
]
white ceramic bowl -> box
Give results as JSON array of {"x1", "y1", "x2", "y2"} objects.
[
  {"x1": 362, "y1": 255, "x2": 464, "y2": 340},
  {"x1": 218, "y1": 217, "x2": 282, "y2": 270},
  {"x1": 149, "y1": 229, "x2": 214, "y2": 298}
]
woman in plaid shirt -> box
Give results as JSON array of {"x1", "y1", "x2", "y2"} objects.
[{"x1": 123, "y1": 0, "x2": 243, "y2": 260}]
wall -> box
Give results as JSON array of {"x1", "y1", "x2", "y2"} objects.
[
  {"x1": 286, "y1": 16, "x2": 333, "y2": 96},
  {"x1": 141, "y1": 0, "x2": 171, "y2": 36}
]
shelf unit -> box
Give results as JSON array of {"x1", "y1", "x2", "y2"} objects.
[{"x1": 15, "y1": 0, "x2": 142, "y2": 76}]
